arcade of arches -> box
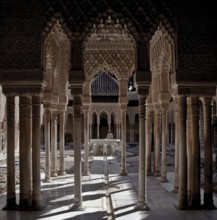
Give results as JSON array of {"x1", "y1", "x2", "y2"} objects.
[{"x1": 0, "y1": 0, "x2": 217, "y2": 213}]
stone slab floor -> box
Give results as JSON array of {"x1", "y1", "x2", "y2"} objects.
[{"x1": 0, "y1": 153, "x2": 217, "y2": 219}]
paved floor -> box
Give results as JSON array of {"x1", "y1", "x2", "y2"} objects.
[{"x1": 0, "y1": 154, "x2": 217, "y2": 219}]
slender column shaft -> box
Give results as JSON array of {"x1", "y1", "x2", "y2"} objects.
[
  {"x1": 202, "y1": 97, "x2": 214, "y2": 208},
  {"x1": 83, "y1": 109, "x2": 90, "y2": 176},
  {"x1": 187, "y1": 98, "x2": 193, "y2": 204},
  {"x1": 0, "y1": 122, "x2": 2, "y2": 154},
  {"x1": 44, "y1": 109, "x2": 51, "y2": 182},
  {"x1": 161, "y1": 107, "x2": 168, "y2": 182},
  {"x1": 97, "y1": 116, "x2": 100, "y2": 139},
  {"x1": 4, "y1": 96, "x2": 17, "y2": 209},
  {"x1": 89, "y1": 123, "x2": 92, "y2": 139},
  {"x1": 59, "y1": 111, "x2": 66, "y2": 175},
  {"x1": 135, "y1": 96, "x2": 148, "y2": 210},
  {"x1": 154, "y1": 109, "x2": 161, "y2": 176},
  {"x1": 73, "y1": 96, "x2": 83, "y2": 207},
  {"x1": 32, "y1": 96, "x2": 42, "y2": 210},
  {"x1": 146, "y1": 110, "x2": 152, "y2": 175},
  {"x1": 189, "y1": 97, "x2": 201, "y2": 209},
  {"x1": 19, "y1": 96, "x2": 31, "y2": 209},
  {"x1": 51, "y1": 111, "x2": 57, "y2": 177},
  {"x1": 120, "y1": 109, "x2": 127, "y2": 176},
  {"x1": 178, "y1": 96, "x2": 188, "y2": 209},
  {"x1": 174, "y1": 99, "x2": 179, "y2": 192}
]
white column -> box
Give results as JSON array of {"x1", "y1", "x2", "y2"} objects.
[
  {"x1": 32, "y1": 96, "x2": 43, "y2": 210},
  {"x1": 202, "y1": 97, "x2": 214, "y2": 209},
  {"x1": 187, "y1": 98, "x2": 193, "y2": 204},
  {"x1": 96, "y1": 115, "x2": 99, "y2": 138},
  {"x1": 83, "y1": 108, "x2": 90, "y2": 176},
  {"x1": 19, "y1": 95, "x2": 31, "y2": 209},
  {"x1": 189, "y1": 96, "x2": 200, "y2": 209},
  {"x1": 44, "y1": 108, "x2": 51, "y2": 182},
  {"x1": 120, "y1": 108, "x2": 127, "y2": 176},
  {"x1": 3, "y1": 95, "x2": 17, "y2": 210},
  {"x1": 0, "y1": 122, "x2": 2, "y2": 154},
  {"x1": 161, "y1": 107, "x2": 168, "y2": 182},
  {"x1": 71, "y1": 95, "x2": 84, "y2": 210},
  {"x1": 59, "y1": 111, "x2": 66, "y2": 175},
  {"x1": 51, "y1": 111, "x2": 57, "y2": 177},
  {"x1": 174, "y1": 98, "x2": 179, "y2": 192},
  {"x1": 135, "y1": 95, "x2": 148, "y2": 210},
  {"x1": 154, "y1": 108, "x2": 161, "y2": 176},
  {"x1": 146, "y1": 109, "x2": 152, "y2": 175},
  {"x1": 178, "y1": 96, "x2": 188, "y2": 210}
]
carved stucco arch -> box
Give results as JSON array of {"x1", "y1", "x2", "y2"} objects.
[
  {"x1": 150, "y1": 23, "x2": 174, "y2": 106},
  {"x1": 43, "y1": 17, "x2": 71, "y2": 107},
  {"x1": 83, "y1": 15, "x2": 135, "y2": 103}
]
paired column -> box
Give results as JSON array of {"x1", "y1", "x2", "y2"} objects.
[
  {"x1": 59, "y1": 111, "x2": 66, "y2": 175},
  {"x1": 202, "y1": 97, "x2": 214, "y2": 209},
  {"x1": 83, "y1": 108, "x2": 90, "y2": 176},
  {"x1": 188, "y1": 97, "x2": 201, "y2": 209},
  {"x1": 161, "y1": 107, "x2": 168, "y2": 182},
  {"x1": 44, "y1": 108, "x2": 51, "y2": 182},
  {"x1": 154, "y1": 108, "x2": 161, "y2": 176},
  {"x1": 3, "y1": 95, "x2": 17, "y2": 210},
  {"x1": 72, "y1": 95, "x2": 84, "y2": 210},
  {"x1": 51, "y1": 111, "x2": 57, "y2": 177},
  {"x1": 120, "y1": 108, "x2": 127, "y2": 176},
  {"x1": 146, "y1": 109, "x2": 152, "y2": 175},
  {"x1": 32, "y1": 96, "x2": 43, "y2": 210},
  {"x1": 135, "y1": 95, "x2": 148, "y2": 210},
  {"x1": 178, "y1": 96, "x2": 188, "y2": 209}
]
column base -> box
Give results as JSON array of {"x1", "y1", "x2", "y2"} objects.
[
  {"x1": 154, "y1": 171, "x2": 161, "y2": 177},
  {"x1": 172, "y1": 187, "x2": 179, "y2": 193},
  {"x1": 59, "y1": 171, "x2": 66, "y2": 176},
  {"x1": 203, "y1": 193, "x2": 215, "y2": 209},
  {"x1": 134, "y1": 202, "x2": 149, "y2": 211},
  {"x1": 43, "y1": 177, "x2": 51, "y2": 183},
  {"x1": 119, "y1": 170, "x2": 127, "y2": 176},
  {"x1": 18, "y1": 199, "x2": 31, "y2": 210},
  {"x1": 31, "y1": 201, "x2": 44, "y2": 211},
  {"x1": 178, "y1": 200, "x2": 189, "y2": 210},
  {"x1": 82, "y1": 172, "x2": 90, "y2": 176},
  {"x1": 160, "y1": 176, "x2": 168, "y2": 183},
  {"x1": 51, "y1": 172, "x2": 58, "y2": 177},
  {"x1": 2, "y1": 199, "x2": 18, "y2": 210},
  {"x1": 69, "y1": 203, "x2": 86, "y2": 211}
]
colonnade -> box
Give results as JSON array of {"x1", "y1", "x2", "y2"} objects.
[
  {"x1": 145, "y1": 95, "x2": 214, "y2": 209},
  {"x1": 3, "y1": 93, "x2": 43, "y2": 210},
  {"x1": 43, "y1": 107, "x2": 66, "y2": 182}
]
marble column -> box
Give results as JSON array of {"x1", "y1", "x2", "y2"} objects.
[
  {"x1": 59, "y1": 111, "x2": 66, "y2": 175},
  {"x1": 51, "y1": 111, "x2": 57, "y2": 177},
  {"x1": 32, "y1": 96, "x2": 43, "y2": 210},
  {"x1": 146, "y1": 109, "x2": 152, "y2": 175},
  {"x1": 154, "y1": 108, "x2": 161, "y2": 176},
  {"x1": 189, "y1": 97, "x2": 201, "y2": 209},
  {"x1": 120, "y1": 108, "x2": 127, "y2": 176},
  {"x1": 89, "y1": 123, "x2": 92, "y2": 139},
  {"x1": 3, "y1": 95, "x2": 17, "y2": 210},
  {"x1": 72, "y1": 95, "x2": 84, "y2": 210},
  {"x1": 202, "y1": 97, "x2": 214, "y2": 209},
  {"x1": 187, "y1": 98, "x2": 193, "y2": 204},
  {"x1": 174, "y1": 98, "x2": 179, "y2": 192},
  {"x1": 161, "y1": 107, "x2": 168, "y2": 182},
  {"x1": 135, "y1": 96, "x2": 148, "y2": 210},
  {"x1": 178, "y1": 96, "x2": 188, "y2": 210},
  {"x1": 0, "y1": 122, "x2": 2, "y2": 154},
  {"x1": 97, "y1": 115, "x2": 100, "y2": 139},
  {"x1": 83, "y1": 108, "x2": 90, "y2": 176},
  {"x1": 19, "y1": 95, "x2": 31, "y2": 209},
  {"x1": 44, "y1": 108, "x2": 51, "y2": 182}
]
